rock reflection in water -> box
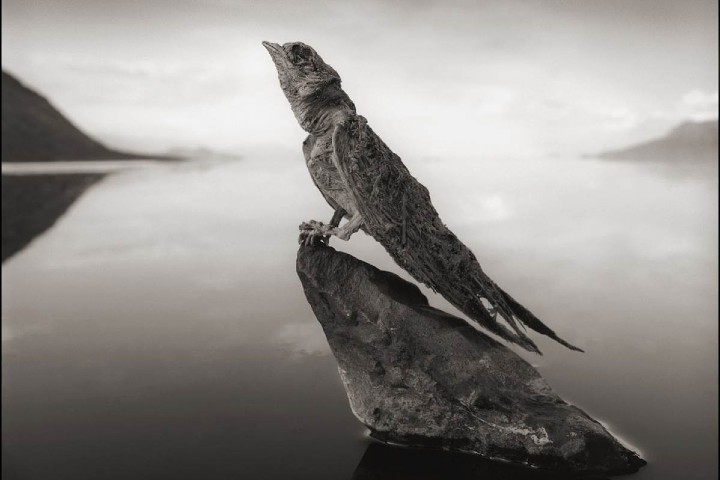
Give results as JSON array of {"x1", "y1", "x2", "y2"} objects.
[{"x1": 351, "y1": 442, "x2": 610, "y2": 480}]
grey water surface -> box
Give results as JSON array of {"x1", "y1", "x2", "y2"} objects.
[{"x1": 2, "y1": 154, "x2": 717, "y2": 479}]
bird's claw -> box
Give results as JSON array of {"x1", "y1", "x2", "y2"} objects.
[{"x1": 299, "y1": 220, "x2": 337, "y2": 246}]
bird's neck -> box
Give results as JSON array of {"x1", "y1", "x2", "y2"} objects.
[{"x1": 292, "y1": 84, "x2": 356, "y2": 135}]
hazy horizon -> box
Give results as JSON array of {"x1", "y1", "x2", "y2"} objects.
[{"x1": 2, "y1": 0, "x2": 718, "y2": 158}]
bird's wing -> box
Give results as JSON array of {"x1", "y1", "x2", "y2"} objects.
[
  {"x1": 303, "y1": 134, "x2": 341, "y2": 213},
  {"x1": 309, "y1": 167, "x2": 341, "y2": 213},
  {"x1": 331, "y1": 116, "x2": 581, "y2": 354}
]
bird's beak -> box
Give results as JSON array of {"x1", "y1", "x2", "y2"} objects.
[
  {"x1": 262, "y1": 41, "x2": 283, "y2": 61},
  {"x1": 262, "y1": 41, "x2": 281, "y2": 54},
  {"x1": 262, "y1": 41, "x2": 287, "y2": 72}
]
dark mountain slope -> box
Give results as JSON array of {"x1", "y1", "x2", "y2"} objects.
[
  {"x1": 2, "y1": 71, "x2": 146, "y2": 162},
  {"x1": 597, "y1": 120, "x2": 718, "y2": 162}
]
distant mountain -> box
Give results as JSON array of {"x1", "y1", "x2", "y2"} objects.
[
  {"x1": 1, "y1": 70, "x2": 155, "y2": 162},
  {"x1": 596, "y1": 120, "x2": 718, "y2": 162},
  {"x1": 165, "y1": 146, "x2": 242, "y2": 160}
]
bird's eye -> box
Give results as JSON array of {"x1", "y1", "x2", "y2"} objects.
[{"x1": 291, "y1": 44, "x2": 313, "y2": 63}]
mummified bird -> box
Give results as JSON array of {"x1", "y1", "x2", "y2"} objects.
[{"x1": 263, "y1": 41, "x2": 582, "y2": 354}]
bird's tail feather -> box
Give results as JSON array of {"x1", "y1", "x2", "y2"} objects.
[
  {"x1": 455, "y1": 270, "x2": 584, "y2": 354},
  {"x1": 460, "y1": 295, "x2": 544, "y2": 354},
  {"x1": 437, "y1": 257, "x2": 583, "y2": 354},
  {"x1": 495, "y1": 284, "x2": 584, "y2": 352}
]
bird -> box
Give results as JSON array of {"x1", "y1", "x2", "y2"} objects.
[{"x1": 262, "y1": 41, "x2": 582, "y2": 354}]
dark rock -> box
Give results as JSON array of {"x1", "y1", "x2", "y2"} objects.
[{"x1": 297, "y1": 245, "x2": 646, "y2": 476}]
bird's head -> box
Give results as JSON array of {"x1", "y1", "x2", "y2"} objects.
[{"x1": 262, "y1": 41, "x2": 341, "y2": 102}]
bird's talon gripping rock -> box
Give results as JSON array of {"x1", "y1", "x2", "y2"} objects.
[{"x1": 299, "y1": 220, "x2": 332, "y2": 246}]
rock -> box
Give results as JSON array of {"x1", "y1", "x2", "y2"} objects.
[{"x1": 296, "y1": 245, "x2": 646, "y2": 476}]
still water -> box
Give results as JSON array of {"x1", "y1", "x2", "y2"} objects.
[{"x1": 2, "y1": 153, "x2": 717, "y2": 479}]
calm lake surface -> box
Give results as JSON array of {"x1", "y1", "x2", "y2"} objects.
[{"x1": 2, "y1": 153, "x2": 717, "y2": 479}]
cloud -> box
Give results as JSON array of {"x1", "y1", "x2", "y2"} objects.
[
  {"x1": 448, "y1": 194, "x2": 513, "y2": 225},
  {"x1": 3, "y1": 0, "x2": 716, "y2": 156},
  {"x1": 598, "y1": 106, "x2": 641, "y2": 131},
  {"x1": 682, "y1": 89, "x2": 719, "y2": 108},
  {"x1": 680, "y1": 89, "x2": 719, "y2": 120},
  {"x1": 623, "y1": 89, "x2": 719, "y2": 134}
]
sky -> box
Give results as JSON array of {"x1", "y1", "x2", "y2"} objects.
[{"x1": 2, "y1": 0, "x2": 718, "y2": 157}]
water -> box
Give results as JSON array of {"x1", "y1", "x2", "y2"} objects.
[
  {"x1": 1, "y1": 160, "x2": 164, "y2": 175},
  {"x1": 2, "y1": 154, "x2": 717, "y2": 479}
]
